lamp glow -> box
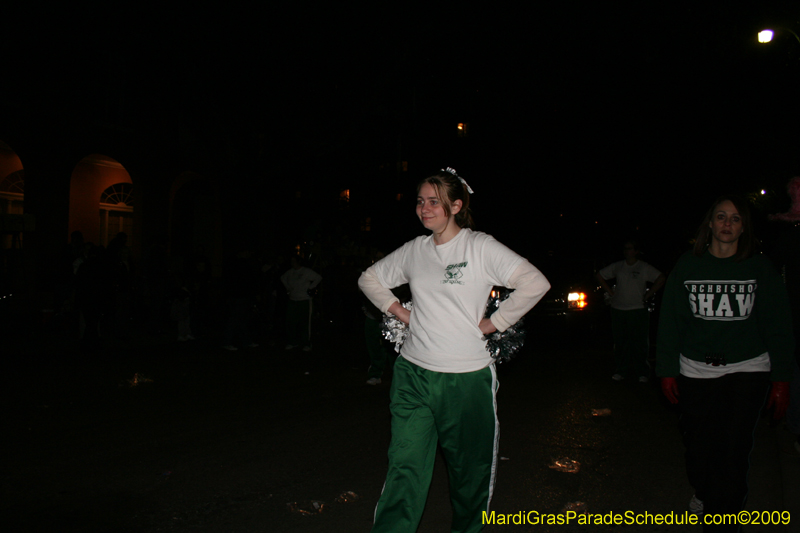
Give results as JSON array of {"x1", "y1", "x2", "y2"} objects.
[{"x1": 758, "y1": 30, "x2": 774, "y2": 43}]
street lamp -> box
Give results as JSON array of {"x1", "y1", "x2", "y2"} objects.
[{"x1": 758, "y1": 27, "x2": 800, "y2": 45}]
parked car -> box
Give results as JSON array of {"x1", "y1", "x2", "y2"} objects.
[{"x1": 525, "y1": 250, "x2": 609, "y2": 336}]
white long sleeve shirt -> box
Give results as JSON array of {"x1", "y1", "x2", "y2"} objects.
[{"x1": 358, "y1": 228, "x2": 550, "y2": 372}]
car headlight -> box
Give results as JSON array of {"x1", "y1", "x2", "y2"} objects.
[{"x1": 567, "y1": 292, "x2": 587, "y2": 309}]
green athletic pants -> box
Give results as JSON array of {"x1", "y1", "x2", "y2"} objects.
[
  {"x1": 611, "y1": 307, "x2": 650, "y2": 379},
  {"x1": 372, "y1": 357, "x2": 499, "y2": 533},
  {"x1": 285, "y1": 299, "x2": 311, "y2": 346}
]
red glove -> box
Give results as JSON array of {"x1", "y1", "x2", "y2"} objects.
[
  {"x1": 661, "y1": 377, "x2": 679, "y2": 404},
  {"x1": 766, "y1": 381, "x2": 790, "y2": 420}
]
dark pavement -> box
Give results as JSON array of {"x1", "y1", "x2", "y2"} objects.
[{"x1": 3, "y1": 314, "x2": 798, "y2": 532}]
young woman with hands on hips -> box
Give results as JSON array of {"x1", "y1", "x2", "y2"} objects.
[{"x1": 358, "y1": 168, "x2": 550, "y2": 533}]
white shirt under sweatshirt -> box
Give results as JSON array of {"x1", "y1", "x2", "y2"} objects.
[{"x1": 358, "y1": 228, "x2": 550, "y2": 373}]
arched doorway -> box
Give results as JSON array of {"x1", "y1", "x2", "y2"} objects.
[
  {"x1": 0, "y1": 141, "x2": 25, "y2": 250},
  {"x1": 99, "y1": 182, "x2": 134, "y2": 247},
  {"x1": 69, "y1": 154, "x2": 133, "y2": 246},
  {"x1": 0, "y1": 170, "x2": 24, "y2": 215},
  {"x1": 0, "y1": 141, "x2": 25, "y2": 297}
]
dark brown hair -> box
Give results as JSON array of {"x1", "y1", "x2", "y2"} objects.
[
  {"x1": 692, "y1": 195, "x2": 755, "y2": 261},
  {"x1": 417, "y1": 170, "x2": 475, "y2": 229}
]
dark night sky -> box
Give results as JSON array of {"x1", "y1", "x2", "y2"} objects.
[{"x1": 4, "y1": 4, "x2": 800, "y2": 257}]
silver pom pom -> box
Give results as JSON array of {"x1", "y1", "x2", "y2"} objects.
[
  {"x1": 484, "y1": 289, "x2": 526, "y2": 363},
  {"x1": 381, "y1": 301, "x2": 413, "y2": 353}
]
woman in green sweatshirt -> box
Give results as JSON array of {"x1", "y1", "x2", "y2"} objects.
[{"x1": 656, "y1": 195, "x2": 793, "y2": 530}]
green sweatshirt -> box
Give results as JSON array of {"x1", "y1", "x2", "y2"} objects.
[{"x1": 656, "y1": 250, "x2": 795, "y2": 381}]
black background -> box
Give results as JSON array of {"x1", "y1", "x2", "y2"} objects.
[{"x1": 3, "y1": 3, "x2": 800, "y2": 264}]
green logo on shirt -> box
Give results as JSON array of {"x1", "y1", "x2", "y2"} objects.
[{"x1": 443, "y1": 262, "x2": 468, "y2": 285}]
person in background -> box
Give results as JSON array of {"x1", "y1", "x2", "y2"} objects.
[
  {"x1": 171, "y1": 273, "x2": 194, "y2": 342},
  {"x1": 362, "y1": 251, "x2": 394, "y2": 386},
  {"x1": 656, "y1": 195, "x2": 794, "y2": 530},
  {"x1": 596, "y1": 239, "x2": 665, "y2": 382},
  {"x1": 75, "y1": 243, "x2": 104, "y2": 351},
  {"x1": 768, "y1": 176, "x2": 800, "y2": 455},
  {"x1": 281, "y1": 255, "x2": 322, "y2": 352},
  {"x1": 222, "y1": 248, "x2": 259, "y2": 351}
]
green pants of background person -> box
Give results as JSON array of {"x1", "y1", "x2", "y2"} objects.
[
  {"x1": 611, "y1": 307, "x2": 650, "y2": 379},
  {"x1": 285, "y1": 299, "x2": 311, "y2": 347}
]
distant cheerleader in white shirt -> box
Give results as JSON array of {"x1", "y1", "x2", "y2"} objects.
[
  {"x1": 358, "y1": 168, "x2": 550, "y2": 533},
  {"x1": 280, "y1": 255, "x2": 321, "y2": 352}
]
